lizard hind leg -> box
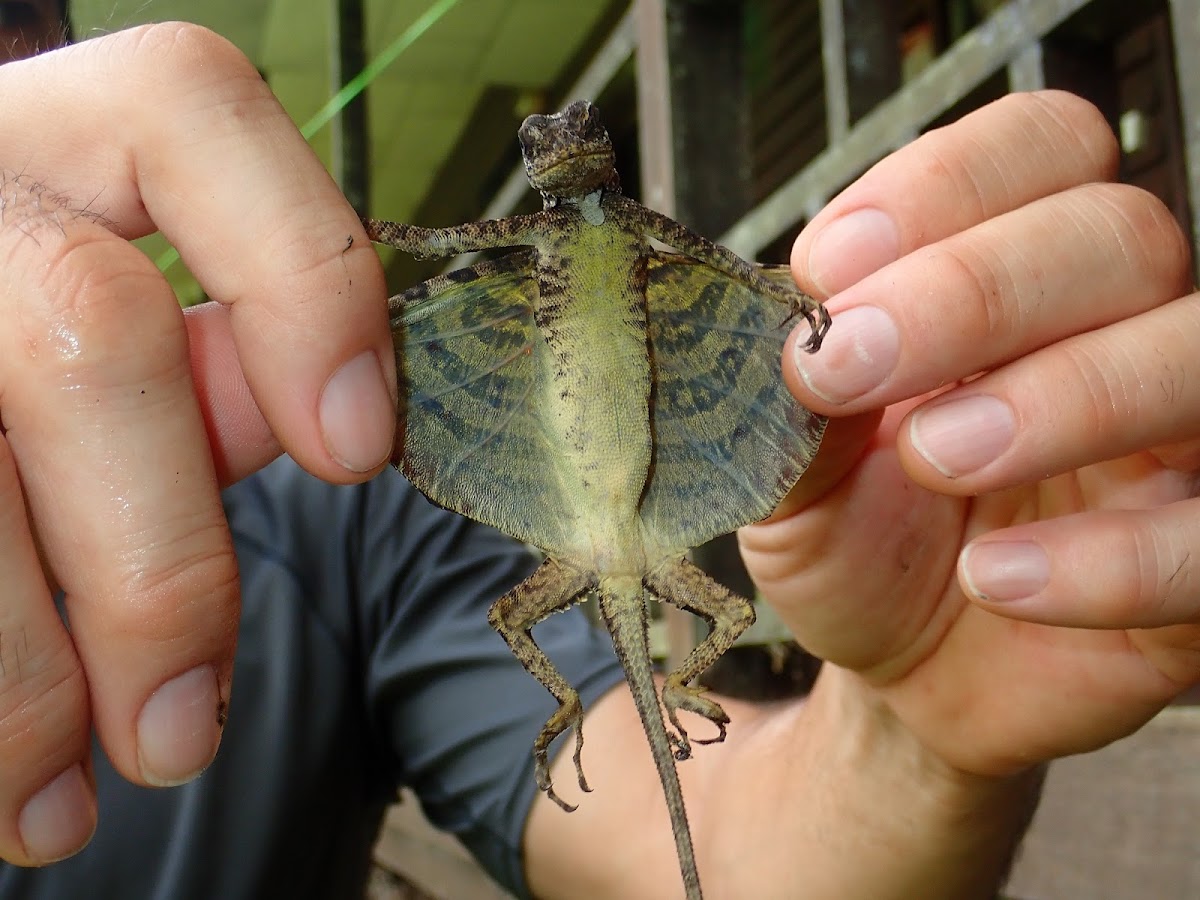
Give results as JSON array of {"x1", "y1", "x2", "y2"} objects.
[
  {"x1": 487, "y1": 558, "x2": 595, "y2": 813},
  {"x1": 645, "y1": 558, "x2": 756, "y2": 760}
]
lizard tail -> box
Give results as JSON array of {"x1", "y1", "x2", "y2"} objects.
[{"x1": 597, "y1": 580, "x2": 703, "y2": 900}]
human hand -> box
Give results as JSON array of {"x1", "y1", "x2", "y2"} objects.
[
  {"x1": 0, "y1": 25, "x2": 393, "y2": 863},
  {"x1": 741, "y1": 89, "x2": 1200, "y2": 777}
]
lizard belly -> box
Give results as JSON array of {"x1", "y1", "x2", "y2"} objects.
[{"x1": 536, "y1": 252, "x2": 651, "y2": 575}]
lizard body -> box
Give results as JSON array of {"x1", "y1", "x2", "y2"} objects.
[{"x1": 364, "y1": 100, "x2": 829, "y2": 899}]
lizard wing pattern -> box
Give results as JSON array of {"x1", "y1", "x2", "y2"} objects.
[
  {"x1": 641, "y1": 253, "x2": 826, "y2": 553},
  {"x1": 394, "y1": 253, "x2": 824, "y2": 556}
]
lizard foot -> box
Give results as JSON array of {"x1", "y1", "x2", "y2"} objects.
[
  {"x1": 532, "y1": 700, "x2": 590, "y2": 813},
  {"x1": 785, "y1": 296, "x2": 831, "y2": 353},
  {"x1": 663, "y1": 680, "x2": 731, "y2": 755},
  {"x1": 536, "y1": 754, "x2": 578, "y2": 813},
  {"x1": 667, "y1": 730, "x2": 692, "y2": 762}
]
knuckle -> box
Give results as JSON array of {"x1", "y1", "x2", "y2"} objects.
[
  {"x1": 38, "y1": 235, "x2": 160, "y2": 317},
  {"x1": 254, "y1": 225, "x2": 379, "y2": 314},
  {"x1": 1081, "y1": 183, "x2": 1193, "y2": 292},
  {"x1": 0, "y1": 636, "x2": 88, "y2": 775},
  {"x1": 120, "y1": 22, "x2": 261, "y2": 90},
  {"x1": 0, "y1": 172, "x2": 94, "y2": 274},
  {"x1": 305, "y1": 232, "x2": 378, "y2": 286},
  {"x1": 102, "y1": 522, "x2": 240, "y2": 649},
  {"x1": 115, "y1": 24, "x2": 279, "y2": 152},
  {"x1": 907, "y1": 133, "x2": 990, "y2": 222},
  {"x1": 1134, "y1": 515, "x2": 1195, "y2": 621},
  {"x1": 926, "y1": 241, "x2": 1014, "y2": 345},
  {"x1": 0, "y1": 175, "x2": 139, "y2": 300},
  {"x1": 1055, "y1": 339, "x2": 1128, "y2": 443},
  {"x1": 10, "y1": 232, "x2": 181, "y2": 373},
  {"x1": 1021, "y1": 90, "x2": 1120, "y2": 179}
]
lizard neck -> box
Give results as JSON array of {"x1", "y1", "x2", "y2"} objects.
[
  {"x1": 542, "y1": 189, "x2": 607, "y2": 224},
  {"x1": 541, "y1": 168, "x2": 621, "y2": 213},
  {"x1": 575, "y1": 190, "x2": 605, "y2": 225}
]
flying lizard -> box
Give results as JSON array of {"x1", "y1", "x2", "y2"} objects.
[{"x1": 363, "y1": 100, "x2": 829, "y2": 900}]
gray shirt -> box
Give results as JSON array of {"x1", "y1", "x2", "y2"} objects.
[{"x1": 0, "y1": 457, "x2": 624, "y2": 899}]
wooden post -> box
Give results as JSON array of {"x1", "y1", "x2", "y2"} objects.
[
  {"x1": 667, "y1": 1, "x2": 760, "y2": 619},
  {"x1": 330, "y1": 0, "x2": 369, "y2": 214},
  {"x1": 1009, "y1": 41, "x2": 1046, "y2": 91},
  {"x1": 821, "y1": 0, "x2": 850, "y2": 142},
  {"x1": 721, "y1": 0, "x2": 1091, "y2": 258},
  {"x1": 634, "y1": 0, "x2": 676, "y2": 217},
  {"x1": 1168, "y1": 0, "x2": 1200, "y2": 276},
  {"x1": 842, "y1": 0, "x2": 902, "y2": 123},
  {"x1": 634, "y1": 0, "x2": 687, "y2": 667},
  {"x1": 635, "y1": 0, "x2": 757, "y2": 667},
  {"x1": 664, "y1": 1, "x2": 753, "y2": 236}
]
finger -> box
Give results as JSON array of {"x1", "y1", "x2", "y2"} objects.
[
  {"x1": 792, "y1": 90, "x2": 1118, "y2": 297},
  {"x1": 182, "y1": 302, "x2": 278, "y2": 485},
  {"x1": 0, "y1": 182, "x2": 236, "y2": 791},
  {"x1": 1151, "y1": 437, "x2": 1200, "y2": 473},
  {"x1": 958, "y1": 502, "x2": 1200, "y2": 687},
  {"x1": 898, "y1": 289, "x2": 1200, "y2": 491},
  {"x1": 786, "y1": 180, "x2": 1191, "y2": 412},
  {"x1": 0, "y1": 24, "x2": 395, "y2": 481},
  {"x1": 0, "y1": 435, "x2": 95, "y2": 865}
]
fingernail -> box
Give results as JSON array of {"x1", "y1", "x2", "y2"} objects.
[
  {"x1": 19, "y1": 764, "x2": 97, "y2": 863},
  {"x1": 961, "y1": 541, "x2": 1050, "y2": 602},
  {"x1": 807, "y1": 208, "x2": 900, "y2": 295},
  {"x1": 793, "y1": 305, "x2": 900, "y2": 403},
  {"x1": 320, "y1": 350, "x2": 395, "y2": 473},
  {"x1": 137, "y1": 665, "x2": 221, "y2": 787},
  {"x1": 909, "y1": 394, "x2": 1015, "y2": 477}
]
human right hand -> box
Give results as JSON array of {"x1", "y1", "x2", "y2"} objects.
[
  {"x1": 0, "y1": 24, "x2": 394, "y2": 864},
  {"x1": 745, "y1": 89, "x2": 1200, "y2": 778}
]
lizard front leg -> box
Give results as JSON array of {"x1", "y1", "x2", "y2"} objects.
[
  {"x1": 363, "y1": 212, "x2": 549, "y2": 260},
  {"x1": 609, "y1": 194, "x2": 831, "y2": 352},
  {"x1": 644, "y1": 557, "x2": 755, "y2": 760},
  {"x1": 487, "y1": 558, "x2": 595, "y2": 812}
]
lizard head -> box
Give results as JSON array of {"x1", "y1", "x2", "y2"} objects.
[{"x1": 518, "y1": 100, "x2": 617, "y2": 200}]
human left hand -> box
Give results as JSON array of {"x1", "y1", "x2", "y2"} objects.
[{"x1": 0, "y1": 25, "x2": 394, "y2": 865}]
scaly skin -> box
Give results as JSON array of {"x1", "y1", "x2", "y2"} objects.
[{"x1": 364, "y1": 100, "x2": 829, "y2": 899}]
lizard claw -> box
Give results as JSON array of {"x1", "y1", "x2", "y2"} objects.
[
  {"x1": 690, "y1": 720, "x2": 728, "y2": 746},
  {"x1": 778, "y1": 294, "x2": 831, "y2": 354},
  {"x1": 534, "y1": 717, "x2": 589, "y2": 813},
  {"x1": 784, "y1": 296, "x2": 831, "y2": 353},
  {"x1": 543, "y1": 782, "x2": 579, "y2": 813},
  {"x1": 668, "y1": 730, "x2": 692, "y2": 762},
  {"x1": 536, "y1": 747, "x2": 581, "y2": 813},
  {"x1": 666, "y1": 706, "x2": 729, "y2": 756},
  {"x1": 570, "y1": 724, "x2": 592, "y2": 794},
  {"x1": 802, "y1": 303, "x2": 832, "y2": 353}
]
